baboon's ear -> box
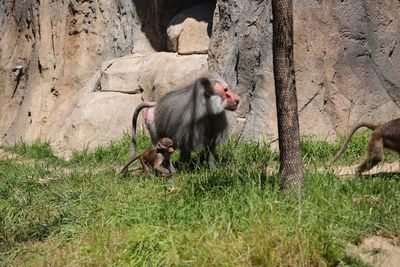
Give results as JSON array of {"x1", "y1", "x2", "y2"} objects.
[
  {"x1": 198, "y1": 77, "x2": 213, "y2": 97},
  {"x1": 157, "y1": 141, "x2": 167, "y2": 150}
]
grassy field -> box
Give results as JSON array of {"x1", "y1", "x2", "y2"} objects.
[{"x1": 0, "y1": 132, "x2": 399, "y2": 266}]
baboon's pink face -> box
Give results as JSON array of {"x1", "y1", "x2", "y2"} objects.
[{"x1": 213, "y1": 82, "x2": 240, "y2": 111}]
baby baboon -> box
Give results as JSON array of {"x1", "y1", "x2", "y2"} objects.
[
  {"x1": 120, "y1": 137, "x2": 175, "y2": 177},
  {"x1": 330, "y1": 118, "x2": 400, "y2": 175}
]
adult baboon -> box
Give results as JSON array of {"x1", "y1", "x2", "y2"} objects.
[
  {"x1": 120, "y1": 137, "x2": 175, "y2": 176},
  {"x1": 130, "y1": 72, "x2": 240, "y2": 169},
  {"x1": 330, "y1": 118, "x2": 400, "y2": 175}
]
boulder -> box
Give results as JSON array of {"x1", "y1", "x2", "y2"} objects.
[
  {"x1": 167, "y1": 4, "x2": 214, "y2": 55},
  {"x1": 59, "y1": 90, "x2": 143, "y2": 158},
  {"x1": 99, "y1": 52, "x2": 208, "y2": 100}
]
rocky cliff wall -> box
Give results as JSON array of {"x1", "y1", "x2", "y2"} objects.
[
  {"x1": 0, "y1": 0, "x2": 153, "y2": 156},
  {"x1": 210, "y1": 0, "x2": 400, "y2": 142},
  {"x1": 0, "y1": 0, "x2": 399, "y2": 156}
]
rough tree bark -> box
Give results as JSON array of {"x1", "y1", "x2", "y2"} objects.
[{"x1": 271, "y1": 0, "x2": 304, "y2": 194}]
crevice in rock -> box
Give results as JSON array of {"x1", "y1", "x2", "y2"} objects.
[
  {"x1": 371, "y1": 60, "x2": 400, "y2": 108},
  {"x1": 10, "y1": 1, "x2": 16, "y2": 14},
  {"x1": 38, "y1": 60, "x2": 43, "y2": 74},
  {"x1": 94, "y1": 79, "x2": 101, "y2": 91},
  {"x1": 102, "y1": 61, "x2": 115, "y2": 72},
  {"x1": 11, "y1": 66, "x2": 24, "y2": 98},
  {"x1": 50, "y1": 18, "x2": 56, "y2": 67},
  {"x1": 299, "y1": 91, "x2": 319, "y2": 113},
  {"x1": 234, "y1": 49, "x2": 240, "y2": 87},
  {"x1": 36, "y1": 5, "x2": 40, "y2": 39},
  {"x1": 99, "y1": 87, "x2": 144, "y2": 95},
  {"x1": 95, "y1": 61, "x2": 115, "y2": 92},
  {"x1": 51, "y1": 86, "x2": 59, "y2": 97},
  {"x1": 28, "y1": 111, "x2": 32, "y2": 124},
  {"x1": 389, "y1": 41, "x2": 396, "y2": 58}
]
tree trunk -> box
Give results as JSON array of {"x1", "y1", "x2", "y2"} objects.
[{"x1": 271, "y1": 0, "x2": 304, "y2": 194}]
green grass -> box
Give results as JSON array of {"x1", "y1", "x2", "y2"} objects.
[{"x1": 0, "y1": 134, "x2": 399, "y2": 266}]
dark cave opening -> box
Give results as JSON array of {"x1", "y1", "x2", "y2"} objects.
[{"x1": 135, "y1": 0, "x2": 217, "y2": 52}]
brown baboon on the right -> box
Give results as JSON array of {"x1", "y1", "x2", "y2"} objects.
[{"x1": 329, "y1": 118, "x2": 400, "y2": 175}]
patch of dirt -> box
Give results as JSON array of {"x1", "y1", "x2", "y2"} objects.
[
  {"x1": 331, "y1": 162, "x2": 400, "y2": 177},
  {"x1": 347, "y1": 236, "x2": 400, "y2": 267},
  {"x1": 0, "y1": 147, "x2": 19, "y2": 160}
]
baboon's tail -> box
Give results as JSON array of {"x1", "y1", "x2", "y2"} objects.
[
  {"x1": 120, "y1": 154, "x2": 140, "y2": 174},
  {"x1": 130, "y1": 102, "x2": 156, "y2": 157},
  {"x1": 329, "y1": 122, "x2": 378, "y2": 165}
]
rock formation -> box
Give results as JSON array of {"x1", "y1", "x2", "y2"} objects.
[
  {"x1": 0, "y1": 0, "x2": 399, "y2": 156},
  {"x1": 167, "y1": 4, "x2": 214, "y2": 55},
  {"x1": 210, "y1": 0, "x2": 400, "y2": 141},
  {"x1": 0, "y1": 0, "x2": 153, "y2": 156}
]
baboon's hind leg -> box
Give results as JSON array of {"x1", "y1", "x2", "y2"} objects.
[{"x1": 356, "y1": 133, "x2": 383, "y2": 175}]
